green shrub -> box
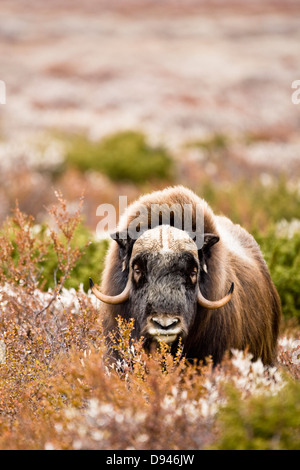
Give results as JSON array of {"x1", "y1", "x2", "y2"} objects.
[
  {"x1": 199, "y1": 176, "x2": 300, "y2": 232},
  {"x1": 38, "y1": 224, "x2": 109, "y2": 292},
  {"x1": 255, "y1": 230, "x2": 300, "y2": 320},
  {"x1": 65, "y1": 130, "x2": 174, "y2": 184},
  {"x1": 213, "y1": 379, "x2": 300, "y2": 450},
  {"x1": 0, "y1": 199, "x2": 108, "y2": 294}
]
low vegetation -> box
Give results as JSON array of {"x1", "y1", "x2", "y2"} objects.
[
  {"x1": 65, "y1": 130, "x2": 174, "y2": 184},
  {"x1": 0, "y1": 130, "x2": 299, "y2": 450},
  {"x1": 0, "y1": 183, "x2": 299, "y2": 449}
]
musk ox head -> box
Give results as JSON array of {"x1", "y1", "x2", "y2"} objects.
[{"x1": 90, "y1": 224, "x2": 233, "y2": 351}]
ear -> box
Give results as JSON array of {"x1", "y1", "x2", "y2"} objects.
[
  {"x1": 110, "y1": 230, "x2": 130, "y2": 251},
  {"x1": 110, "y1": 230, "x2": 135, "y2": 271},
  {"x1": 203, "y1": 233, "x2": 219, "y2": 251},
  {"x1": 197, "y1": 233, "x2": 219, "y2": 275}
]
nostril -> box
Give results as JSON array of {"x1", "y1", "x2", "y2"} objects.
[{"x1": 151, "y1": 317, "x2": 179, "y2": 330}]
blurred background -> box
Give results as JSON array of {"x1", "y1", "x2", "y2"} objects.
[
  {"x1": 0, "y1": 0, "x2": 300, "y2": 232},
  {"x1": 2, "y1": 2, "x2": 300, "y2": 450}
]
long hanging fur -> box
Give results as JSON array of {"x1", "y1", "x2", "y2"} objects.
[{"x1": 99, "y1": 186, "x2": 281, "y2": 365}]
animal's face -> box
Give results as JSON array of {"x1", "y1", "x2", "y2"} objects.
[
  {"x1": 129, "y1": 246, "x2": 200, "y2": 347},
  {"x1": 90, "y1": 224, "x2": 234, "y2": 348}
]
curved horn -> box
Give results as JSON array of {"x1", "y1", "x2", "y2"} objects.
[
  {"x1": 89, "y1": 277, "x2": 131, "y2": 305},
  {"x1": 197, "y1": 282, "x2": 234, "y2": 309}
]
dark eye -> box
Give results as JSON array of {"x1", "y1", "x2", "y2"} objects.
[
  {"x1": 190, "y1": 268, "x2": 198, "y2": 284},
  {"x1": 133, "y1": 264, "x2": 142, "y2": 283}
]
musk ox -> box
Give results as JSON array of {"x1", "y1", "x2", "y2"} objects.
[{"x1": 90, "y1": 186, "x2": 281, "y2": 365}]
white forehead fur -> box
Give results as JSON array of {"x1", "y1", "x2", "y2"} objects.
[{"x1": 132, "y1": 225, "x2": 198, "y2": 255}]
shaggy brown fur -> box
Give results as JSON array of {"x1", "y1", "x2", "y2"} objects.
[{"x1": 99, "y1": 186, "x2": 281, "y2": 365}]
